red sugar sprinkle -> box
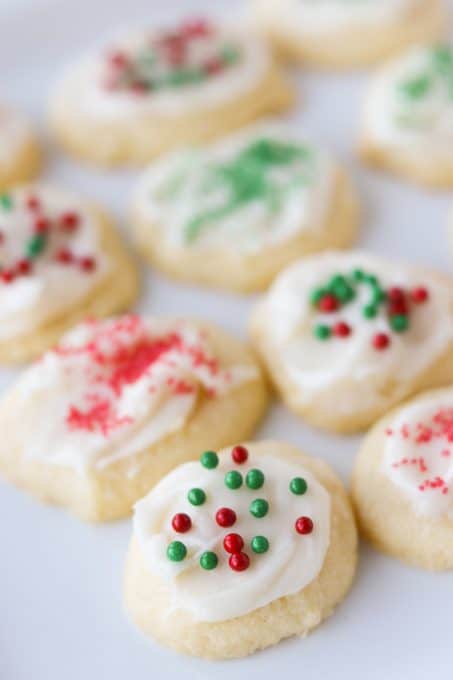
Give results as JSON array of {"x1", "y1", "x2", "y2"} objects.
[
  {"x1": 16, "y1": 258, "x2": 32, "y2": 275},
  {"x1": 34, "y1": 217, "x2": 50, "y2": 234},
  {"x1": 55, "y1": 248, "x2": 74, "y2": 264},
  {"x1": 372, "y1": 333, "x2": 390, "y2": 350},
  {"x1": 80, "y1": 256, "x2": 96, "y2": 272},
  {"x1": 231, "y1": 445, "x2": 248, "y2": 464},
  {"x1": 215, "y1": 507, "x2": 237, "y2": 528},
  {"x1": 318, "y1": 293, "x2": 338, "y2": 314},
  {"x1": 171, "y1": 513, "x2": 192, "y2": 533},
  {"x1": 60, "y1": 211, "x2": 80, "y2": 232},
  {"x1": 411, "y1": 287, "x2": 429, "y2": 304},
  {"x1": 388, "y1": 287, "x2": 404, "y2": 303},
  {"x1": 223, "y1": 533, "x2": 244, "y2": 554},
  {"x1": 66, "y1": 399, "x2": 133, "y2": 436},
  {"x1": 333, "y1": 321, "x2": 351, "y2": 338},
  {"x1": 228, "y1": 552, "x2": 250, "y2": 572},
  {"x1": 295, "y1": 517, "x2": 314, "y2": 535},
  {"x1": 1, "y1": 269, "x2": 15, "y2": 284}
]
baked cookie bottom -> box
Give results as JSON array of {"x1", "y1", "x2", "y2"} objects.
[
  {"x1": 124, "y1": 441, "x2": 357, "y2": 659},
  {"x1": 0, "y1": 136, "x2": 41, "y2": 191},
  {"x1": 352, "y1": 389, "x2": 453, "y2": 570},
  {"x1": 49, "y1": 63, "x2": 294, "y2": 167},
  {"x1": 254, "y1": 0, "x2": 445, "y2": 68},
  {"x1": 0, "y1": 321, "x2": 269, "y2": 521},
  {"x1": 133, "y1": 169, "x2": 359, "y2": 294},
  {"x1": 0, "y1": 209, "x2": 139, "y2": 364}
]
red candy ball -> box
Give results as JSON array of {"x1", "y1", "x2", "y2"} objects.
[
  {"x1": 229, "y1": 552, "x2": 250, "y2": 572},
  {"x1": 60, "y1": 212, "x2": 80, "y2": 232},
  {"x1": 232, "y1": 445, "x2": 248, "y2": 464},
  {"x1": 56, "y1": 248, "x2": 74, "y2": 264},
  {"x1": 223, "y1": 533, "x2": 244, "y2": 554},
  {"x1": 318, "y1": 293, "x2": 339, "y2": 313},
  {"x1": 80, "y1": 256, "x2": 96, "y2": 272},
  {"x1": 215, "y1": 507, "x2": 237, "y2": 528},
  {"x1": 17, "y1": 259, "x2": 32, "y2": 275},
  {"x1": 388, "y1": 300, "x2": 408, "y2": 316},
  {"x1": 1, "y1": 269, "x2": 15, "y2": 284},
  {"x1": 34, "y1": 217, "x2": 50, "y2": 234},
  {"x1": 372, "y1": 332, "x2": 390, "y2": 351},
  {"x1": 171, "y1": 513, "x2": 192, "y2": 534},
  {"x1": 333, "y1": 321, "x2": 351, "y2": 338},
  {"x1": 411, "y1": 287, "x2": 429, "y2": 304},
  {"x1": 388, "y1": 287, "x2": 404, "y2": 303},
  {"x1": 295, "y1": 516, "x2": 314, "y2": 535}
]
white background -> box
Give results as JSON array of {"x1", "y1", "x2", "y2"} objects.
[{"x1": 1, "y1": 1, "x2": 452, "y2": 678}]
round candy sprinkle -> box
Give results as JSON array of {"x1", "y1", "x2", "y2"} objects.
[
  {"x1": 251, "y1": 536, "x2": 269, "y2": 554},
  {"x1": 372, "y1": 333, "x2": 390, "y2": 351},
  {"x1": 295, "y1": 517, "x2": 314, "y2": 535},
  {"x1": 231, "y1": 445, "x2": 248, "y2": 464},
  {"x1": 223, "y1": 533, "x2": 244, "y2": 554},
  {"x1": 310, "y1": 287, "x2": 326, "y2": 305},
  {"x1": 411, "y1": 286, "x2": 429, "y2": 303},
  {"x1": 333, "y1": 322, "x2": 351, "y2": 338},
  {"x1": 188, "y1": 488, "x2": 206, "y2": 506},
  {"x1": 362, "y1": 304, "x2": 377, "y2": 319},
  {"x1": 318, "y1": 293, "x2": 338, "y2": 313},
  {"x1": 171, "y1": 513, "x2": 192, "y2": 533},
  {"x1": 290, "y1": 477, "x2": 308, "y2": 495},
  {"x1": 250, "y1": 498, "x2": 269, "y2": 518},
  {"x1": 388, "y1": 286, "x2": 404, "y2": 302},
  {"x1": 0, "y1": 193, "x2": 12, "y2": 210},
  {"x1": 200, "y1": 450, "x2": 218, "y2": 469},
  {"x1": 229, "y1": 552, "x2": 250, "y2": 572},
  {"x1": 225, "y1": 470, "x2": 243, "y2": 490},
  {"x1": 246, "y1": 469, "x2": 265, "y2": 490},
  {"x1": 167, "y1": 540, "x2": 187, "y2": 562},
  {"x1": 215, "y1": 507, "x2": 237, "y2": 528},
  {"x1": 313, "y1": 324, "x2": 331, "y2": 340},
  {"x1": 200, "y1": 551, "x2": 218, "y2": 570},
  {"x1": 390, "y1": 314, "x2": 409, "y2": 333}
]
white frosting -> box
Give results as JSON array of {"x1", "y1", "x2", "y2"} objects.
[
  {"x1": 257, "y1": 252, "x2": 453, "y2": 415},
  {"x1": 54, "y1": 23, "x2": 270, "y2": 120},
  {"x1": 133, "y1": 446, "x2": 331, "y2": 622},
  {"x1": 255, "y1": 0, "x2": 415, "y2": 35},
  {"x1": 364, "y1": 46, "x2": 453, "y2": 151},
  {"x1": 0, "y1": 185, "x2": 110, "y2": 341},
  {"x1": 13, "y1": 316, "x2": 256, "y2": 473},
  {"x1": 134, "y1": 124, "x2": 336, "y2": 254},
  {"x1": 384, "y1": 391, "x2": 453, "y2": 518},
  {"x1": 0, "y1": 107, "x2": 34, "y2": 167}
]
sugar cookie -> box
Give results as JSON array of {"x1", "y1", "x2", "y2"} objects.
[
  {"x1": 352, "y1": 388, "x2": 453, "y2": 569},
  {"x1": 132, "y1": 123, "x2": 359, "y2": 293},
  {"x1": 124, "y1": 440, "x2": 357, "y2": 659},
  {"x1": 251, "y1": 0, "x2": 445, "y2": 68},
  {"x1": 49, "y1": 17, "x2": 294, "y2": 167},
  {"x1": 0, "y1": 107, "x2": 40, "y2": 189},
  {"x1": 0, "y1": 316, "x2": 268, "y2": 521},
  {"x1": 0, "y1": 184, "x2": 138, "y2": 364},
  {"x1": 250, "y1": 251, "x2": 453, "y2": 434},
  {"x1": 360, "y1": 44, "x2": 453, "y2": 187}
]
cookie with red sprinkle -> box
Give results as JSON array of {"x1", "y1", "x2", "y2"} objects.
[{"x1": 124, "y1": 441, "x2": 357, "y2": 659}]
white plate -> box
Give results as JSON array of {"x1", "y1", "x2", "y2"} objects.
[{"x1": 1, "y1": 1, "x2": 452, "y2": 678}]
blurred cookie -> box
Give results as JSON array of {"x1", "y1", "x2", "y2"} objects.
[{"x1": 0, "y1": 107, "x2": 40, "y2": 189}]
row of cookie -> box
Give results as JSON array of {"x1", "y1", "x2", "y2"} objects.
[
  {"x1": 0, "y1": 321, "x2": 451, "y2": 657},
  {"x1": 5, "y1": 12, "x2": 453, "y2": 189}
]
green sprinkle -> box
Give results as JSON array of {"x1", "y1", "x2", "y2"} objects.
[
  {"x1": 290, "y1": 477, "x2": 308, "y2": 495},
  {"x1": 188, "y1": 488, "x2": 206, "y2": 506},
  {"x1": 0, "y1": 193, "x2": 12, "y2": 210},
  {"x1": 250, "y1": 498, "x2": 269, "y2": 518},
  {"x1": 200, "y1": 551, "x2": 218, "y2": 570},
  {"x1": 310, "y1": 287, "x2": 326, "y2": 306},
  {"x1": 225, "y1": 470, "x2": 243, "y2": 490},
  {"x1": 246, "y1": 469, "x2": 265, "y2": 490},
  {"x1": 364, "y1": 274, "x2": 378, "y2": 286},
  {"x1": 313, "y1": 324, "x2": 331, "y2": 340},
  {"x1": 26, "y1": 234, "x2": 46, "y2": 259},
  {"x1": 200, "y1": 450, "x2": 218, "y2": 469},
  {"x1": 352, "y1": 269, "x2": 365, "y2": 282},
  {"x1": 399, "y1": 74, "x2": 431, "y2": 100},
  {"x1": 251, "y1": 536, "x2": 269, "y2": 554},
  {"x1": 363, "y1": 304, "x2": 378, "y2": 319},
  {"x1": 167, "y1": 541, "x2": 187, "y2": 562},
  {"x1": 333, "y1": 281, "x2": 355, "y2": 303},
  {"x1": 390, "y1": 314, "x2": 409, "y2": 333},
  {"x1": 371, "y1": 288, "x2": 387, "y2": 305}
]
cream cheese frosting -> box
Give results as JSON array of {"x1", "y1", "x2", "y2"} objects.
[
  {"x1": 133, "y1": 123, "x2": 336, "y2": 254},
  {"x1": 0, "y1": 184, "x2": 110, "y2": 341},
  {"x1": 53, "y1": 19, "x2": 270, "y2": 120},
  {"x1": 384, "y1": 390, "x2": 453, "y2": 519},
  {"x1": 256, "y1": 252, "x2": 453, "y2": 414},
  {"x1": 133, "y1": 444, "x2": 331, "y2": 622},
  {"x1": 363, "y1": 45, "x2": 453, "y2": 150},
  {"x1": 12, "y1": 316, "x2": 257, "y2": 473}
]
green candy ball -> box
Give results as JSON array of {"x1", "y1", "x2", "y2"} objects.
[
  {"x1": 390, "y1": 314, "x2": 409, "y2": 333},
  {"x1": 251, "y1": 536, "x2": 269, "y2": 554},
  {"x1": 313, "y1": 324, "x2": 331, "y2": 341},
  {"x1": 200, "y1": 450, "x2": 218, "y2": 469},
  {"x1": 250, "y1": 498, "x2": 269, "y2": 518},
  {"x1": 290, "y1": 477, "x2": 308, "y2": 495},
  {"x1": 167, "y1": 541, "x2": 187, "y2": 562},
  {"x1": 188, "y1": 488, "x2": 206, "y2": 506},
  {"x1": 246, "y1": 469, "x2": 265, "y2": 490},
  {"x1": 200, "y1": 551, "x2": 218, "y2": 570},
  {"x1": 225, "y1": 470, "x2": 243, "y2": 490}
]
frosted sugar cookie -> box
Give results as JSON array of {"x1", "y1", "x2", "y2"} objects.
[
  {"x1": 360, "y1": 44, "x2": 453, "y2": 187},
  {"x1": 352, "y1": 388, "x2": 453, "y2": 569},
  {"x1": 132, "y1": 123, "x2": 359, "y2": 293},
  {"x1": 0, "y1": 107, "x2": 40, "y2": 189},
  {"x1": 49, "y1": 17, "x2": 294, "y2": 166},
  {"x1": 0, "y1": 184, "x2": 138, "y2": 364},
  {"x1": 124, "y1": 441, "x2": 357, "y2": 659},
  {"x1": 0, "y1": 316, "x2": 268, "y2": 521},
  {"x1": 250, "y1": 251, "x2": 453, "y2": 433},
  {"x1": 251, "y1": 0, "x2": 445, "y2": 68}
]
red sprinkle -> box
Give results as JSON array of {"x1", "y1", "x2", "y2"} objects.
[
  {"x1": 60, "y1": 211, "x2": 80, "y2": 232},
  {"x1": 372, "y1": 332, "x2": 391, "y2": 350},
  {"x1": 80, "y1": 256, "x2": 96, "y2": 272},
  {"x1": 411, "y1": 287, "x2": 429, "y2": 304},
  {"x1": 231, "y1": 445, "x2": 248, "y2": 464},
  {"x1": 215, "y1": 507, "x2": 237, "y2": 528},
  {"x1": 26, "y1": 195, "x2": 40, "y2": 212},
  {"x1": 34, "y1": 217, "x2": 50, "y2": 234},
  {"x1": 56, "y1": 248, "x2": 74, "y2": 264},
  {"x1": 223, "y1": 533, "x2": 244, "y2": 554},
  {"x1": 1, "y1": 269, "x2": 15, "y2": 284},
  {"x1": 388, "y1": 287, "x2": 404, "y2": 303},
  {"x1": 333, "y1": 321, "x2": 351, "y2": 338},
  {"x1": 229, "y1": 552, "x2": 250, "y2": 572},
  {"x1": 318, "y1": 293, "x2": 339, "y2": 314},
  {"x1": 171, "y1": 513, "x2": 192, "y2": 534},
  {"x1": 388, "y1": 299, "x2": 408, "y2": 316},
  {"x1": 295, "y1": 516, "x2": 314, "y2": 535},
  {"x1": 16, "y1": 258, "x2": 32, "y2": 275}
]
